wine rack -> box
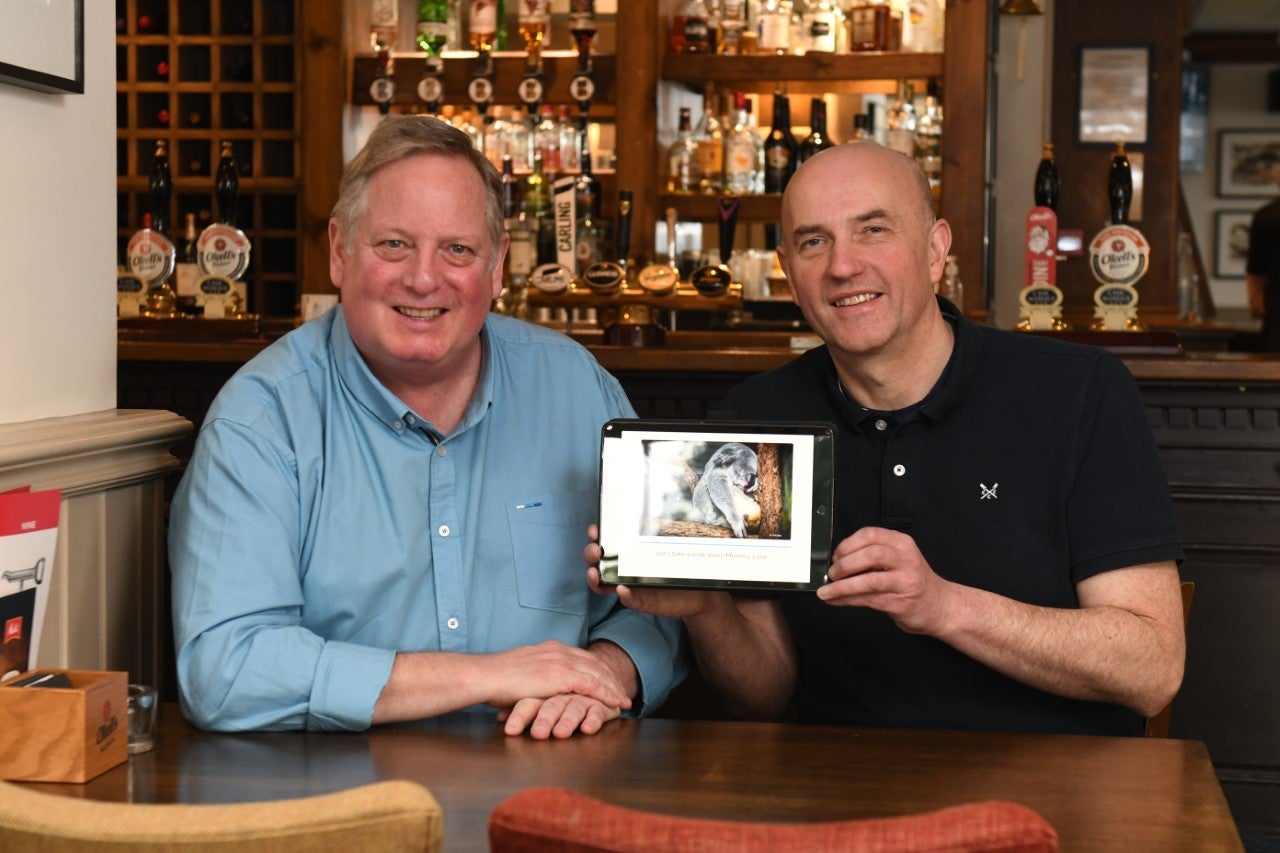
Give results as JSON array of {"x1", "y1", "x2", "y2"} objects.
[{"x1": 115, "y1": 0, "x2": 330, "y2": 324}]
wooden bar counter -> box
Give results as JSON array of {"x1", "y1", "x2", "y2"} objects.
[
  {"x1": 20, "y1": 704, "x2": 1244, "y2": 852},
  {"x1": 118, "y1": 328, "x2": 1280, "y2": 835}
]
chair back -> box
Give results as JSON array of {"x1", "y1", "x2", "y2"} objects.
[
  {"x1": 0, "y1": 777, "x2": 442, "y2": 852},
  {"x1": 489, "y1": 786, "x2": 1059, "y2": 852},
  {"x1": 1145, "y1": 579, "x2": 1196, "y2": 738}
]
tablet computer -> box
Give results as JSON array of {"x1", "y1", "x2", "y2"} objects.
[{"x1": 598, "y1": 418, "x2": 835, "y2": 591}]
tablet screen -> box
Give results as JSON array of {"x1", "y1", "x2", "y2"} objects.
[{"x1": 598, "y1": 419, "x2": 835, "y2": 591}]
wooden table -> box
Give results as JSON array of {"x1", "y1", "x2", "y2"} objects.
[{"x1": 23, "y1": 705, "x2": 1241, "y2": 852}]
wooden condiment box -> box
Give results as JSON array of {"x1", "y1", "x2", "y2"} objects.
[{"x1": 0, "y1": 669, "x2": 128, "y2": 783}]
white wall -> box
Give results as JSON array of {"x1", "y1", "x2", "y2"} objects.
[
  {"x1": 0, "y1": 1, "x2": 116, "y2": 425},
  {"x1": 991, "y1": 11, "x2": 1054, "y2": 329}
]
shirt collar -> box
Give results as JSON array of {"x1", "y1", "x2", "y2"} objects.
[
  {"x1": 829, "y1": 295, "x2": 977, "y2": 427},
  {"x1": 329, "y1": 307, "x2": 496, "y2": 440}
]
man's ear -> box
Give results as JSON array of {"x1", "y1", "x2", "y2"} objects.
[
  {"x1": 927, "y1": 218, "x2": 953, "y2": 284},
  {"x1": 328, "y1": 219, "x2": 345, "y2": 291}
]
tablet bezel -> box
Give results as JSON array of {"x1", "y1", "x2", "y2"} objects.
[{"x1": 597, "y1": 418, "x2": 835, "y2": 592}]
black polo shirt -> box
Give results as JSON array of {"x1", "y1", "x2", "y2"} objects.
[{"x1": 720, "y1": 298, "x2": 1183, "y2": 735}]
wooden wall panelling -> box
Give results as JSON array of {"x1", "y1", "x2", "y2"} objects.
[{"x1": 1050, "y1": 0, "x2": 1192, "y2": 328}]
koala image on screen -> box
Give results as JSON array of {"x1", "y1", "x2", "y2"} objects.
[{"x1": 693, "y1": 443, "x2": 761, "y2": 538}]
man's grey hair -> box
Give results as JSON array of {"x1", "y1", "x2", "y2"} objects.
[{"x1": 330, "y1": 114, "x2": 505, "y2": 266}]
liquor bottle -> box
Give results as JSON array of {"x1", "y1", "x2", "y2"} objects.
[
  {"x1": 914, "y1": 95, "x2": 943, "y2": 203},
  {"x1": 667, "y1": 106, "x2": 702, "y2": 193},
  {"x1": 176, "y1": 213, "x2": 200, "y2": 299},
  {"x1": 797, "y1": 97, "x2": 835, "y2": 165},
  {"x1": 574, "y1": 152, "x2": 605, "y2": 274},
  {"x1": 802, "y1": 0, "x2": 837, "y2": 53},
  {"x1": 215, "y1": 140, "x2": 240, "y2": 226},
  {"x1": 852, "y1": 113, "x2": 874, "y2": 141},
  {"x1": 502, "y1": 154, "x2": 534, "y2": 288},
  {"x1": 574, "y1": 144, "x2": 600, "y2": 221},
  {"x1": 693, "y1": 83, "x2": 725, "y2": 194},
  {"x1": 525, "y1": 152, "x2": 556, "y2": 264},
  {"x1": 416, "y1": 0, "x2": 450, "y2": 56},
  {"x1": 671, "y1": 0, "x2": 713, "y2": 55},
  {"x1": 1108, "y1": 141, "x2": 1132, "y2": 225},
  {"x1": 763, "y1": 92, "x2": 796, "y2": 195},
  {"x1": 534, "y1": 104, "x2": 561, "y2": 175},
  {"x1": 848, "y1": 0, "x2": 892, "y2": 51},
  {"x1": 569, "y1": 0, "x2": 597, "y2": 64},
  {"x1": 756, "y1": 0, "x2": 793, "y2": 55},
  {"x1": 149, "y1": 140, "x2": 172, "y2": 236},
  {"x1": 556, "y1": 106, "x2": 580, "y2": 172},
  {"x1": 724, "y1": 91, "x2": 760, "y2": 194},
  {"x1": 469, "y1": 0, "x2": 501, "y2": 52},
  {"x1": 902, "y1": 0, "x2": 943, "y2": 53},
  {"x1": 446, "y1": 0, "x2": 463, "y2": 49},
  {"x1": 518, "y1": 0, "x2": 551, "y2": 61},
  {"x1": 1034, "y1": 142, "x2": 1059, "y2": 210},
  {"x1": 719, "y1": 0, "x2": 746, "y2": 55},
  {"x1": 369, "y1": 0, "x2": 399, "y2": 51},
  {"x1": 885, "y1": 81, "x2": 917, "y2": 157},
  {"x1": 509, "y1": 108, "x2": 531, "y2": 170},
  {"x1": 484, "y1": 106, "x2": 515, "y2": 170}
]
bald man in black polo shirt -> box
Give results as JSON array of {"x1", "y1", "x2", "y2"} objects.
[{"x1": 588, "y1": 143, "x2": 1186, "y2": 737}]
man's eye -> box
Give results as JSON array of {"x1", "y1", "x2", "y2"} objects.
[
  {"x1": 444, "y1": 244, "x2": 476, "y2": 263},
  {"x1": 384, "y1": 239, "x2": 406, "y2": 250}
]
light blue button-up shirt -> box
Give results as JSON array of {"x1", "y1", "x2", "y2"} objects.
[{"x1": 170, "y1": 308, "x2": 684, "y2": 731}]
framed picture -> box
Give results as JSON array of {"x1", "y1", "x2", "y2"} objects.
[
  {"x1": 0, "y1": 0, "x2": 84, "y2": 94},
  {"x1": 1078, "y1": 46, "x2": 1150, "y2": 145},
  {"x1": 1213, "y1": 209, "x2": 1253, "y2": 279},
  {"x1": 1216, "y1": 129, "x2": 1280, "y2": 198}
]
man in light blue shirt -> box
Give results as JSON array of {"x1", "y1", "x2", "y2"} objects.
[{"x1": 170, "y1": 115, "x2": 684, "y2": 736}]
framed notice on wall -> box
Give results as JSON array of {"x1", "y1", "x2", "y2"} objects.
[
  {"x1": 1078, "y1": 46, "x2": 1150, "y2": 145},
  {"x1": 0, "y1": 0, "x2": 84, "y2": 94}
]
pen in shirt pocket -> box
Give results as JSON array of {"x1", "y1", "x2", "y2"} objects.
[{"x1": 513, "y1": 501, "x2": 542, "y2": 510}]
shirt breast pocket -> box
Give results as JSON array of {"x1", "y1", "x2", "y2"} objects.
[{"x1": 505, "y1": 489, "x2": 595, "y2": 616}]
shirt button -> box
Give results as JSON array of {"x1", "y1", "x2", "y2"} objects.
[
  {"x1": 436, "y1": 446, "x2": 447, "y2": 457},
  {"x1": 404, "y1": 414, "x2": 416, "y2": 425},
  {"x1": 893, "y1": 463, "x2": 906, "y2": 477},
  {"x1": 875, "y1": 418, "x2": 888, "y2": 431},
  {"x1": 446, "y1": 617, "x2": 459, "y2": 630},
  {"x1": 393, "y1": 419, "x2": 404, "y2": 430},
  {"x1": 438, "y1": 524, "x2": 451, "y2": 537}
]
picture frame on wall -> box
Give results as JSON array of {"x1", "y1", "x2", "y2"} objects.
[
  {"x1": 1078, "y1": 46, "x2": 1151, "y2": 145},
  {"x1": 1216, "y1": 129, "x2": 1280, "y2": 199},
  {"x1": 1213, "y1": 209, "x2": 1253, "y2": 279},
  {"x1": 0, "y1": 0, "x2": 84, "y2": 94}
]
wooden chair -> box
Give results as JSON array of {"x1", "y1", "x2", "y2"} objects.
[
  {"x1": 1145, "y1": 580, "x2": 1197, "y2": 738},
  {"x1": 489, "y1": 786, "x2": 1059, "y2": 852},
  {"x1": 0, "y1": 777, "x2": 442, "y2": 852}
]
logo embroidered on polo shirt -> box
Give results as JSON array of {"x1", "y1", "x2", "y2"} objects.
[{"x1": 980, "y1": 482, "x2": 999, "y2": 500}]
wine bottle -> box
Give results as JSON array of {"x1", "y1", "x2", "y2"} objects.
[
  {"x1": 797, "y1": 97, "x2": 835, "y2": 165},
  {"x1": 215, "y1": 140, "x2": 240, "y2": 226},
  {"x1": 1034, "y1": 142, "x2": 1059, "y2": 210},
  {"x1": 1108, "y1": 141, "x2": 1132, "y2": 225},
  {"x1": 763, "y1": 92, "x2": 796, "y2": 195},
  {"x1": 149, "y1": 140, "x2": 172, "y2": 235},
  {"x1": 176, "y1": 213, "x2": 200, "y2": 298}
]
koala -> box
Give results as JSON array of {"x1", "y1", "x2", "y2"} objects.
[{"x1": 692, "y1": 443, "x2": 760, "y2": 538}]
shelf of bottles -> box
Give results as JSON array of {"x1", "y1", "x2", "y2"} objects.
[
  {"x1": 116, "y1": 0, "x2": 303, "y2": 321},
  {"x1": 660, "y1": 3, "x2": 948, "y2": 224}
]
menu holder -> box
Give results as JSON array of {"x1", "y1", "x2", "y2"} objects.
[{"x1": 0, "y1": 669, "x2": 128, "y2": 783}]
